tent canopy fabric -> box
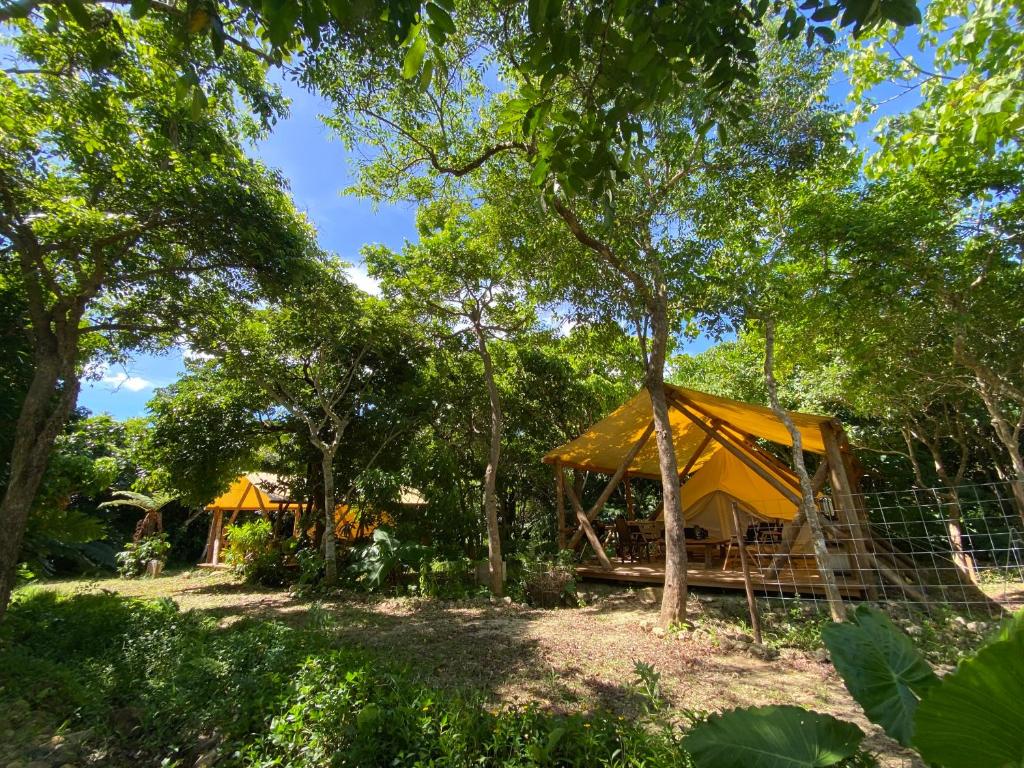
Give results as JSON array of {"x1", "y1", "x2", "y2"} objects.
[
  {"x1": 680, "y1": 449, "x2": 799, "y2": 522},
  {"x1": 542, "y1": 384, "x2": 832, "y2": 479},
  {"x1": 206, "y1": 474, "x2": 300, "y2": 512}
]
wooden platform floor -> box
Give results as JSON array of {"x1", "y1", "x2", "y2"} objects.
[{"x1": 576, "y1": 558, "x2": 866, "y2": 598}]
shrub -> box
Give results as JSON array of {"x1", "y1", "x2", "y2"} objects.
[
  {"x1": 509, "y1": 547, "x2": 577, "y2": 607},
  {"x1": 344, "y1": 528, "x2": 433, "y2": 591},
  {"x1": 115, "y1": 532, "x2": 171, "y2": 578},
  {"x1": 1, "y1": 590, "x2": 690, "y2": 768},
  {"x1": 417, "y1": 557, "x2": 477, "y2": 599},
  {"x1": 224, "y1": 518, "x2": 288, "y2": 586}
]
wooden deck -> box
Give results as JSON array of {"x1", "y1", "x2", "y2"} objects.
[{"x1": 576, "y1": 558, "x2": 866, "y2": 598}]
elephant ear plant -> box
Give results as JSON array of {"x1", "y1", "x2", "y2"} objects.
[{"x1": 683, "y1": 606, "x2": 1024, "y2": 768}]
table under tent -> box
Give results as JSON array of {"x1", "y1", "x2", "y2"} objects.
[{"x1": 543, "y1": 384, "x2": 926, "y2": 608}]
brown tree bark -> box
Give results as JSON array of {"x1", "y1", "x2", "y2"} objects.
[
  {"x1": 648, "y1": 293, "x2": 689, "y2": 628},
  {"x1": 763, "y1": 320, "x2": 846, "y2": 621},
  {"x1": 321, "y1": 450, "x2": 338, "y2": 585},
  {"x1": 0, "y1": 350, "x2": 80, "y2": 621},
  {"x1": 474, "y1": 321, "x2": 505, "y2": 596}
]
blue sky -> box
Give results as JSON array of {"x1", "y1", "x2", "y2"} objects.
[{"x1": 80, "y1": 40, "x2": 922, "y2": 420}]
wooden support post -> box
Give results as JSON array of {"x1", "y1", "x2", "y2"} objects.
[
  {"x1": 566, "y1": 421, "x2": 655, "y2": 550},
  {"x1": 210, "y1": 509, "x2": 224, "y2": 565},
  {"x1": 200, "y1": 510, "x2": 216, "y2": 564},
  {"x1": 731, "y1": 503, "x2": 762, "y2": 645},
  {"x1": 563, "y1": 469, "x2": 613, "y2": 569},
  {"x1": 679, "y1": 433, "x2": 714, "y2": 480},
  {"x1": 666, "y1": 395, "x2": 803, "y2": 507},
  {"x1": 811, "y1": 457, "x2": 830, "y2": 494},
  {"x1": 672, "y1": 392, "x2": 803, "y2": 493},
  {"x1": 624, "y1": 477, "x2": 635, "y2": 520},
  {"x1": 555, "y1": 464, "x2": 567, "y2": 549},
  {"x1": 821, "y1": 422, "x2": 878, "y2": 597}
]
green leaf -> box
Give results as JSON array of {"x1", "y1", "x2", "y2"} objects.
[
  {"x1": 685, "y1": 705, "x2": 864, "y2": 768},
  {"x1": 880, "y1": 0, "x2": 921, "y2": 27},
  {"x1": 821, "y1": 606, "x2": 938, "y2": 746},
  {"x1": 403, "y1": 26, "x2": 427, "y2": 79},
  {"x1": 64, "y1": 0, "x2": 92, "y2": 27},
  {"x1": 425, "y1": 2, "x2": 455, "y2": 37},
  {"x1": 913, "y1": 611, "x2": 1024, "y2": 768},
  {"x1": 527, "y1": 0, "x2": 548, "y2": 33},
  {"x1": 417, "y1": 56, "x2": 434, "y2": 92},
  {"x1": 129, "y1": 0, "x2": 150, "y2": 19}
]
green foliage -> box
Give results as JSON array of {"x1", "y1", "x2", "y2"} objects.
[
  {"x1": 684, "y1": 706, "x2": 868, "y2": 768},
  {"x1": 417, "y1": 557, "x2": 477, "y2": 599},
  {"x1": 142, "y1": 363, "x2": 268, "y2": 506},
  {"x1": 224, "y1": 519, "x2": 288, "y2": 586},
  {"x1": 0, "y1": 590, "x2": 689, "y2": 767},
  {"x1": 631, "y1": 660, "x2": 666, "y2": 714},
  {"x1": 912, "y1": 613, "x2": 1024, "y2": 768},
  {"x1": 821, "y1": 605, "x2": 939, "y2": 746},
  {"x1": 115, "y1": 532, "x2": 171, "y2": 578},
  {"x1": 699, "y1": 607, "x2": 1024, "y2": 768},
  {"x1": 344, "y1": 528, "x2": 432, "y2": 592},
  {"x1": 508, "y1": 547, "x2": 577, "y2": 608}
]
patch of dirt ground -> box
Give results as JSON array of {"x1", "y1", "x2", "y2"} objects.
[{"x1": 41, "y1": 569, "x2": 921, "y2": 767}]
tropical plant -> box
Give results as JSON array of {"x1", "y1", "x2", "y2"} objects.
[
  {"x1": 99, "y1": 490, "x2": 172, "y2": 542},
  {"x1": 115, "y1": 533, "x2": 171, "y2": 579},
  {"x1": 224, "y1": 518, "x2": 288, "y2": 586},
  {"x1": 344, "y1": 528, "x2": 432, "y2": 592},
  {"x1": 683, "y1": 606, "x2": 1024, "y2": 768},
  {"x1": 417, "y1": 557, "x2": 476, "y2": 599}
]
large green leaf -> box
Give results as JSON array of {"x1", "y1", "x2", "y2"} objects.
[
  {"x1": 914, "y1": 611, "x2": 1024, "y2": 768},
  {"x1": 684, "y1": 705, "x2": 864, "y2": 768},
  {"x1": 821, "y1": 605, "x2": 938, "y2": 746}
]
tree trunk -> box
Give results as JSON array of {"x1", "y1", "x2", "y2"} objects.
[
  {"x1": 648, "y1": 297, "x2": 688, "y2": 628},
  {"x1": 321, "y1": 450, "x2": 338, "y2": 586},
  {"x1": 0, "y1": 351, "x2": 80, "y2": 621},
  {"x1": 763, "y1": 320, "x2": 846, "y2": 622},
  {"x1": 976, "y1": 382, "x2": 1024, "y2": 526},
  {"x1": 921, "y1": 433, "x2": 977, "y2": 583},
  {"x1": 474, "y1": 324, "x2": 504, "y2": 596}
]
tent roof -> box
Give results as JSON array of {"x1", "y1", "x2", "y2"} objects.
[
  {"x1": 206, "y1": 473, "x2": 299, "y2": 511},
  {"x1": 680, "y1": 449, "x2": 799, "y2": 521},
  {"x1": 543, "y1": 384, "x2": 832, "y2": 479}
]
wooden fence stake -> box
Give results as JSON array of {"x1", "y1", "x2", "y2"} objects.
[{"x1": 731, "y1": 502, "x2": 762, "y2": 645}]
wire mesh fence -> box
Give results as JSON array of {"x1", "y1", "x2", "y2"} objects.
[{"x1": 734, "y1": 480, "x2": 1024, "y2": 617}]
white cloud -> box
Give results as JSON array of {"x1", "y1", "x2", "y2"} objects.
[
  {"x1": 180, "y1": 343, "x2": 214, "y2": 362},
  {"x1": 101, "y1": 372, "x2": 154, "y2": 392},
  {"x1": 346, "y1": 264, "x2": 382, "y2": 296}
]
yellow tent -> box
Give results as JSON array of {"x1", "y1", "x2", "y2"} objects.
[
  {"x1": 543, "y1": 383, "x2": 832, "y2": 479},
  {"x1": 206, "y1": 473, "x2": 301, "y2": 513}
]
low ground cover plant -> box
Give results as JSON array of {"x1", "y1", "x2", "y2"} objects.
[{"x1": 0, "y1": 590, "x2": 686, "y2": 767}]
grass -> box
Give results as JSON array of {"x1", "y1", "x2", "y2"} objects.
[{"x1": 3, "y1": 569, "x2": 991, "y2": 767}]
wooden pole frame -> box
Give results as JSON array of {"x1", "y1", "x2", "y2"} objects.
[
  {"x1": 555, "y1": 463, "x2": 567, "y2": 548},
  {"x1": 821, "y1": 421, "x2": 878, "y2": 597},
  {"x1": 666, "y1": 395, "x2": 802, "y2": 508},
  {"x1": 563, "y1": 468, "x2": 613, "y2": 569},
  {"x1": 671, "y1": 391, "x2": 804, "y2": 493},
  {"x1": 566, "y1": 421, "x2": 655, "y2": 550},
  {"x1": 668, "y1": 392, "x2": 847, "y2": 620}
]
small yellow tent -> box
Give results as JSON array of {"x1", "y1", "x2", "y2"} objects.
[{"x1": 206, "y1": 473, "x2": 300, "y2": 513}]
